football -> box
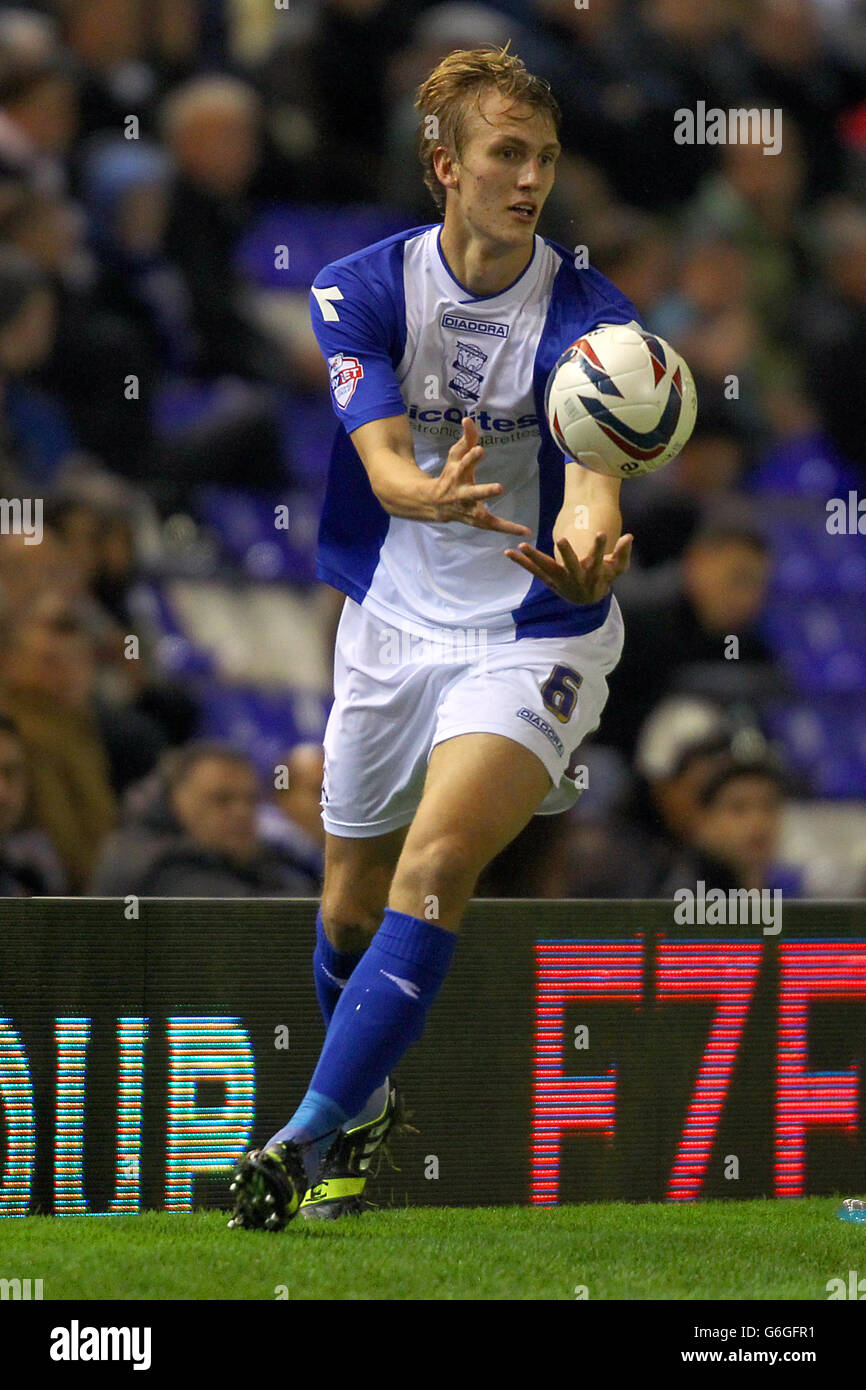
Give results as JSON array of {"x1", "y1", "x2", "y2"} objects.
[{"x1": 545, "y1": 323, "x2": 697, "y2": 478}]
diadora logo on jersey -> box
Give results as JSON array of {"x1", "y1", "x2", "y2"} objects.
[
  {"x1": 516, "y1": 707, "x2": 564, "y2": 755},
  {"x1": 449, "y1": 340, "x2": 488, "y2": 402},
  {"x1": 441, "y1": 313, "x2": 510, "y2": 339},
  {"x1": 328, "y1": 352, "x2": 364, "y2": 409}
]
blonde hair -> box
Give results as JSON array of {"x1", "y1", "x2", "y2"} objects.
[{"x1": 415, "y1": 44, "x2": 561, "y2": 216}]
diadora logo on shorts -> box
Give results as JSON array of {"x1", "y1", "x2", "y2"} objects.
[
  {"x1": 327, "y1": 352, "x2": 364, "y2": 409},
  {"x1": 516, "y1": 708, "x2": 564, "y2": 755},
  {"x1": 441, "y1": 313, "x2": 510, "y2": 339}
]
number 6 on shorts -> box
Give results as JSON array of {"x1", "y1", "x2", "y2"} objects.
[{"x1": 540, "y1": 664, "x2": 583, "y2": 723}]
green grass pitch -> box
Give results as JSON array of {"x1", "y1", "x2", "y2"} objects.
[{"x1": 2, "y1": 1199, "x2": 863, "y2": 1300}]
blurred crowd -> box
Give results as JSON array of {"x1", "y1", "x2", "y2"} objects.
[{"x1": 0, "y1": 0, "x2": 864, "y2": 901}]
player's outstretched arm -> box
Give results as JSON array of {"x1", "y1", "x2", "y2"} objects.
[
  {"x1": 351, "y1": 415, "x2": 531, "y2": 537},
  {"x1": 505, "y1": 464, "x2": 632, "y2": 605}
]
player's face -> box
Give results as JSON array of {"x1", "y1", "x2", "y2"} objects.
[{"x1": 448, "y1": 90, "x2": 559, "y2": 248}]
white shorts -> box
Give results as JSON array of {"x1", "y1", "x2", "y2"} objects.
[{"x1": 320, "y1": 595, "x2": 625, "y2": 838}]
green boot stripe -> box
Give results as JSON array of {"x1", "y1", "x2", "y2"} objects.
[{"x1": 300, "y1": 1176, "x2": 366, "y2": 1207}]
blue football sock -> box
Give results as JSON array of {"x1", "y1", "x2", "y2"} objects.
[
  {"x1": 313, "y1": 906, "x2": 364, "y2": 1027},
  {"x1": 312, "y1": 906, "x2": 386, "y2": 1132},
  {"x1": 263, "y1": 1090, "x2": 349, "y2": 1185},
  {"x1": 344, "y1": 1080, "x2": 390, "y2": 1131},
  {"x1": 288, "y1": 908, "x2": 457, "y2": 1135}
]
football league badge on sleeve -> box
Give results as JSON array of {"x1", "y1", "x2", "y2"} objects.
[{"x1": 328, "y1": 353, "x2": 364, "y2": 409}]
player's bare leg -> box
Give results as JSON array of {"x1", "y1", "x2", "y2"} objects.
[
  {"x1": 320, "y1": 824, "x2": 408, "y2": 951},
  {"x1": 387, "y1": 732, "x2": 552, "y2": 930}
]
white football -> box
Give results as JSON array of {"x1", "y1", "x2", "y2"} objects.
[{"x1": 545, "y1": 323, "x2": 697, "y2": 478}]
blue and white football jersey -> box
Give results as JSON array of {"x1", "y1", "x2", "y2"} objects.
[{"x1": 310, "y1": 224, "x2": 639, "y2": 643}]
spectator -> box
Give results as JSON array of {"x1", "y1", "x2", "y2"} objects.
[
  {"x1": 258, "y1": 742, "x2": 326, "y2": 886},
  {"x1": 651, "y1": 234, "x2": 768, "y2": 441},
  {"x1": 0, "y1": 152, "x2": 287, "y2": 508},
  {"x1": 58, "y1": 0, "x2": 157, "y2": 152},
  {"x1": 0, "y1": 46, "x2": 79, "y2": 193},
  {"x1": 0, "y1": 711, "x2": 66, "y2": 894},
  {"x1": 602, "y1": 522, "x2": 780, "y2": 759},
  {"x1": 0, "y1": 527, "x2": 76, "y2": 615},
  {"x1": 799, "y1": 197, "x2": 866, "y2": 473},
  {"x1": 622, "y1": 405, "x2": 753, "y2": 571},
  {"x1": 0, "y1": 9, "x2": 61, "y2": 68},
  {"x1": 0, "y1": 176, "x2": 158, "y2": 475},
  {"x1": 42, "y1": 486, "x2": 199, "y2": 746},
  {"x1": 733, "y1": 0, "x2": 862, "y2": 202},
  {"x1": 308, "y1": 0, "x2": 414, "y2": 205},
  {"x1": 90, "y1": 741, "x2": 322, "y2": 896},
  {"x1": 160, "y1": 74, "x2": 313, "y2": 387},
  {"x1": 591, "y1": 209, "x2": 673, "y2": 322},
  {"x1": 0, "y1": 591, "x2": 118, "y2": 891},
  {"x1": 0, "y1": 244, "x2": 83, "y2": 490},
  {"x1": 548, "y1": 0, "x2": 737, "y2": 212},
  {"x1": 659, "y1": 753, "x2": 801, "y2": 895},
  {"x1": 557, "y1": 697, "x2": 741, "y2": 897}
]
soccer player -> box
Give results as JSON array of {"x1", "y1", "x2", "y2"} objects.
[{"x1": 229, "y1": 44, "x2": 637, "y2": 1230}]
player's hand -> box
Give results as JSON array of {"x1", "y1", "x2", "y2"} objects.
[
  {"x1": 504, "y1": 531, "x2": 633, "y2": 605},
  {"x1": 425, "y1": 417, "x2": 532, "y2": 537}
]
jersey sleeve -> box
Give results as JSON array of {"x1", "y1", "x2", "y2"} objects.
[
  {"x1": 309, "y1": 263, "x2": 407, "y2": 432},
  {"x1": 585, "y1": 273, "x2": 646, "y2": 334}
]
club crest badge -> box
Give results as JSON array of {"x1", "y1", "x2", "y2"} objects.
[{"x1": 448, "y1": 341, "x2": 488, "y2": 402}]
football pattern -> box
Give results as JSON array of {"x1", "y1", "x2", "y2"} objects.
[{"x1": 545, "y1": 323, "x2": 697, "y2": 478}]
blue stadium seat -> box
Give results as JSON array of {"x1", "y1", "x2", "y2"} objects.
[
  {"x1": 151, "y1": 379, "x2": 234, "y2": 437},
  {"x1": 759, "y1": 492, "x2": 866, "y2": 711},
  {"x1": 746, "y1": 431, "x2": 862, "y2": 497},
  {"x1": 195, "y1": 487, "x2": 318, "y2": 584},
  {"x1": 765, "y1": 699, "x2": 866, "y2": 797},
  {"x1": 236, "y1": 203, "x2": 409, "y2": 291},
  {"x1": 762, "y1": 594, "x2": 866, "y2": 695},
  {"x1": 129, "y1": 581, "x2": 218, "y2": 678},
  {"x1": 197, "y1": 687, "x2": 330, "y2": 777}
]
